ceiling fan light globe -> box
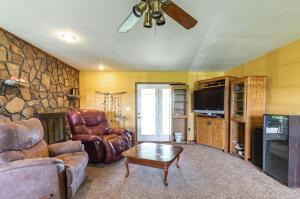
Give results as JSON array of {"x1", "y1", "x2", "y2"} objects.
[
  {"x1": 151, "y1": 0, "x2": 163, "y2": 19},
  {"x1": 152, "y1": 11, "x2": 163, "y2": 19},
  {"x1": 144, "y1": 11, "x2": 152, "y2": 28},
  {"x1": 133, "y1": 6, "x2": 142, "y2": 17},
  {"x1": 134, "y1": 1, "x2": 148, "y2": 17},
  {"x1": 144, "y1": 21, "x2": 152, "y2": 28},
  {"x1": 156, "y1": 15, "x2": 166, "y2": 26}
]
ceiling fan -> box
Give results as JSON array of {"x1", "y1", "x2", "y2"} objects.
[{"x1": 118, "y1": 0, "x2": 198, "y2": 33}]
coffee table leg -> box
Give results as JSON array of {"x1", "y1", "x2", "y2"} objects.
[
  {"x1": 176, "y1": 155, "x2": 180, "y2": 168},
  {"x1": 163, "y1": 165, "x2": 168, "y2": 186},
  {"x1": 125, "y1": 158, "x2": 129, "y2": 177}
]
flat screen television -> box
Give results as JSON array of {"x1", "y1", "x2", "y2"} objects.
[{"x1": 194, "y1": 86, "x2": 225, "y2": 114}]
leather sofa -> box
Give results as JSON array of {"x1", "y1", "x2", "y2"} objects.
[
  {"x1": 67, "y1": 109, "x2": 135, "y2": 164},
  {"x1": 0, "y1": 118, "x2": 88, "y2": 199}
]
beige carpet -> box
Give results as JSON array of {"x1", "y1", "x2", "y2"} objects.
[{"x1": 75, "y1": 145, "x2": 300, "y2": 199}]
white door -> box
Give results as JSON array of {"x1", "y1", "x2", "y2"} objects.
[{"x1": 137, "y1": 84, "x2": 171, "y2": 142}]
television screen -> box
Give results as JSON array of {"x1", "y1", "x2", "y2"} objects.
[{"x1": 194, "y1": 87, "x2": 224, "y2": 111}]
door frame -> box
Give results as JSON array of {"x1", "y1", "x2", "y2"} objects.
[{"x1": 135, "y1": 82, "x2": 185, "y2": 143}]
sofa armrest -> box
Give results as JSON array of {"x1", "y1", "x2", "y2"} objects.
[
  {"x1": 72, "y1": 133, "x2": 102, "y2": 142},
  {"x1": 48, "y1": 141, "x2": 83, "y2": 157},
  {"x1": 0, "y1": 158, "x2": 65, "y2": 199}
]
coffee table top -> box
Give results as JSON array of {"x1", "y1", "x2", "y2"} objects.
[{"x1": 122, "y1": 143, "x2": 183, "y2": 163}]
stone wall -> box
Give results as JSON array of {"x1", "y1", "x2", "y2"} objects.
[{"x1": 0, "y1": 28, "x2": 79, "y2": 123}]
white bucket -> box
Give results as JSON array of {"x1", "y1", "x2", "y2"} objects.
[{"x1": 174, "y1": 132, "x2": 182, "y2": 143}]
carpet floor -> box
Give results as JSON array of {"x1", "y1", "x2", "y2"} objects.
[{"x1": 75, "y1": 145, "x2": 300, "y2": 199}]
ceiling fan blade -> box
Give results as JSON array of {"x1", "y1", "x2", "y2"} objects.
[
  {"x1": 162, "y1": 0, "x2": 198, "y2": 29},
  {"x1": 118, "y1": 12, "x2": 140, "y2": 33}
]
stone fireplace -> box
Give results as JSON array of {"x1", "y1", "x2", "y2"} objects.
[{"x1": 0, "y1": 28, "x2": 79, "y2": 133}]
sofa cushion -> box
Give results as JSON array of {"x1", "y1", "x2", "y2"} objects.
[
  {"x1": 22, "y1": 140, "x2": 49, "y2": 159},
  {"x1": 55, "y1": 151, "x2": 88, "y2": 199},
  {"x1": 0, "y1": 151, "x2": 24, "y2": 165},
  {"x1": 0, "y1": 118, "x2": 44, "y2": 152}
]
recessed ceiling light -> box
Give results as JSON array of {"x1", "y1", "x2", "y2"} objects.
[
  {"x1": 60, "y1": 32, "x2": 77, "y2": 42},
  {"x1": 99, "y1": 65, "x2": 105, "y2": 70}
]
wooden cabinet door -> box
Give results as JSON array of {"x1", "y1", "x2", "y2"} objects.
[
  {"x1": 210, "y1": 119, "x2": 225, "y2": 149},
  {"x1": 197, "y1": 117, "x2": 210, "y2": 145}
]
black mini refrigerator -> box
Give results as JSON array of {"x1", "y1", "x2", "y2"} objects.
[
  {"x1": 252, "y1": 128, "x2": 263, "y2": 169},
  {"x1": 263, "y1": 114, "x2": 300, "y2": 187}
]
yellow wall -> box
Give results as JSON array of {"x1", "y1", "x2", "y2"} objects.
[
  {"x1": 80, "y1": 71, "x2": 223, "y2": 140},
  {"x1": 225, "y1": 39, "x2": 300, "y2": 115}
]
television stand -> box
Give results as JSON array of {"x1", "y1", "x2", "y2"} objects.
[{"x1": 198, "y1": 113, "x2": 224, "y2": 118}]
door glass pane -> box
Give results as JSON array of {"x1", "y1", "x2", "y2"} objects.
[
  {"x1": 162, "y1": 88, "x2": 171, "y2": 136},
  {"x1": 141, "y1": 89, "x2": 156, "y2": 135}
]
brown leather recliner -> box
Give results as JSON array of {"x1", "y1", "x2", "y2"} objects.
[
  {"x1": 0, "y1": 118, "x2": 88, "y2": 199},
  {"x1": 67, "y1": 109, "x2": 135, "y2": 164}
]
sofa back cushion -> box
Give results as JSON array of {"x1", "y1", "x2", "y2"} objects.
[{"x1": 0, "y1": 118, "x2": 49, "y2": 164}]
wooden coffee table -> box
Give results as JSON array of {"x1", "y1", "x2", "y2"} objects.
[{"x1": 121, "y1": 143, "x2": 183, "y2": 186}]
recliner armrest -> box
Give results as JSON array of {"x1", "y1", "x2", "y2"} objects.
[
  {"x1": 48, "y1": 141, "x2": 83, "y2": 157},
  {"x1": 107, "y1": 128, "x2": 135, "y2": 146},
  {"x1": 128, "y1": 130, "x2": 135, "y2": 146},
  {"x1": 0, "y1": 158, "x2": 64, "y2": 172},
  {"x1": 107, "y1": 127, "x2": 129, "y2": 135},
  {"x1": 72, "y1": 133, "x2": 102, "y2": 142}
]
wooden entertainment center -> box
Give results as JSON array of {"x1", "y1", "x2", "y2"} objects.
[
  {"x1": 195, "y1": 76, "x2": 233, "y2": 153},
  {"x1": 195, "y1": 76, "x2": 266, "y2": 159}
]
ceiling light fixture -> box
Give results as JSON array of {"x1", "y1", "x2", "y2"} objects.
[
  {"x1": 156, "y1": 14, "x2": 166, "y2": 26},
  {"x1": 118, "y1": 0, "x2": 198, "y2": 33},
  {"x1": 99, "y1": 65, "x2": 105, "y2": 70},
  {"x1": 144, "y1": 8, "x2": 153, "y2": 28},
  {"x1": 133, "y1": 0, "x2": 148, "y2": 17},
  {"x1": 151, "y1": 0, "x2": 162, "y2": 19},
  {"x1": 60, "y1": 32, "x2": 77, "y2": 42}
]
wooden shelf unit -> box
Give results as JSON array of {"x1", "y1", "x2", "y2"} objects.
[
  {"x1": 195, "y1": 76, "x2": 234, "y2": 152},
  {"x1": 230, "y1": 76, "x2": 266, "y2": 161},
  {"x1": 170, "y1": 84, "x2": 189, "y2": 144}
]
